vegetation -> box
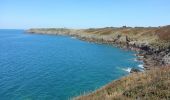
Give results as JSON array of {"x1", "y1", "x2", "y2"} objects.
[
  {"x1": 156, "y1": 25, "x2": 170, "y2": 40},
  {"x1": 74, "y1": 66, "x2": 170, "y2": 100}
]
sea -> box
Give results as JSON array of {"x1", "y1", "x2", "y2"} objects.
[{"x1": 0, "y1": 29, "x2": 142, "y2": 100}]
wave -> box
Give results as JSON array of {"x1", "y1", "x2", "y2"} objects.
[
  {"x1": 138, "y1": 64, "x2": 144, "y2": 69},
  {"x1": 71, "y1": 37, "x2": 76, "y2": 39},
  {"x1": 122, "y1": 67, "x2": 132, "y2": 73},
  {"x1": 134, "y1": 58, "x2": 138, "y2": 62}
]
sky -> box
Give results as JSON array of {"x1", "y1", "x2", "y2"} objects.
[{"x1": 0, "y1": 0, "x2": 170, "y2": 29}]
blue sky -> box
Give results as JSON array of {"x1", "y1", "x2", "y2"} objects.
[{"x1": 0, "y1": 0, "x2": 170, "y2": 29}]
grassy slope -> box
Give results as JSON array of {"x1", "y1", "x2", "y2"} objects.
[
  {"x1": 74, "y1": 67, "x2": 170, "y2": 100},
  {"x1": 82, "y1": 26, "x2": 170, "y2": 49}
]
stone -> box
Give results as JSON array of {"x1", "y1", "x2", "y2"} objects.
[{"x1": 130, "y1": 68, "x2": 141, "y2": 73}]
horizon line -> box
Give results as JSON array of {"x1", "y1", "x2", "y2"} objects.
[{"x1": 0, "y1": 24, "x2": 170, "y2": 30}]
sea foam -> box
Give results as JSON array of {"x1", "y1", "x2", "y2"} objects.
[
  {"x1": 122, "y1": 67, "x2": 132, "y2": 73},
  {"x1": 138, "y1": 64, "x2": 144, "y2": 69}
]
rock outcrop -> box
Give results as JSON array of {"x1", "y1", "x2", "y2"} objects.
[{"x1": 130, "y1": 68, "x2": 141, "y2": 73}]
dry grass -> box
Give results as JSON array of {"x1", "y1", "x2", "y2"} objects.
[
  {"x1": 156, "y1": 25, "x2": 170, "y2": 40},
  {"x1": 84, "y1": 25, "x2": 170, "y2": 39},
  {"x1": 84, "y1": 28, "x2": 114, "y2": 35},
  {"x1": 74, "y1": 66, "x2": 170, "y2": 100}
]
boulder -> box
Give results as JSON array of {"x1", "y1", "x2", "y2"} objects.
[{"x1": 130, "y1": 68, "x2": 141, "y2": 73}]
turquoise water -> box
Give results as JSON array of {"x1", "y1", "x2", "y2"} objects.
[{"x1": 0, "y1": 30, "x2": 141, "y2": 100}]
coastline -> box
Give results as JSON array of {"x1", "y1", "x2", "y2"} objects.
[
  {"x1": 27, "y1": 26, "x2": 170, "y2": 70},
  {"x1": 26, "y1": 26, "x2": 170, "y2": 99}
]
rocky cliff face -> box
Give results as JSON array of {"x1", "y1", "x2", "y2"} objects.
[{"x1": 27, "y1": 26, "x2": 170, "y2": 69}]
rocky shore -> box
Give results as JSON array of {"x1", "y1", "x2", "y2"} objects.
[{"x1": 27, "y1": 25, "x2": 170, "y2": 70}]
